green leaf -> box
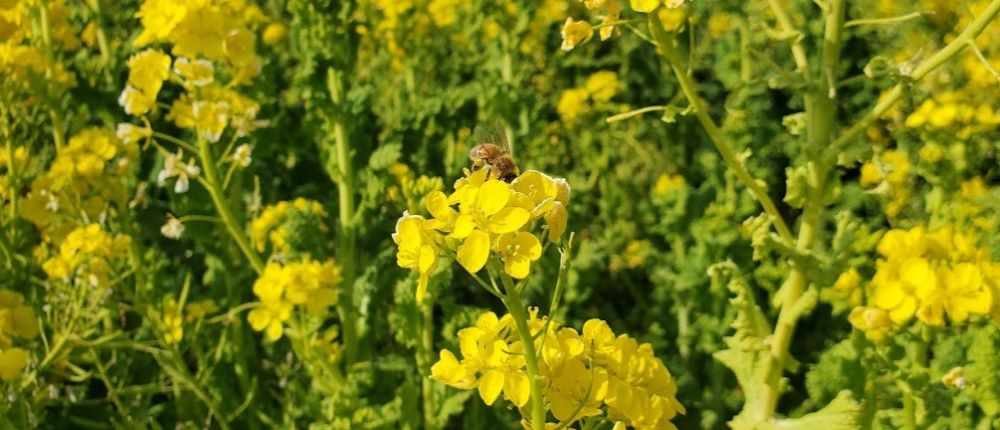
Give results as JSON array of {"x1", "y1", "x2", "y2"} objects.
[
  {"x1": 766, "y1": 391, "x2": 861, "y2": 430},
  {"x1": 806, "y1": 340, "x2": 865, "y2": 406},
  {"x1": 368, "y1": 143, "x2": 402, "y2": 171}
]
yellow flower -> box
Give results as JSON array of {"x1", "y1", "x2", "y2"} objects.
[
  {"x1": 262, "y1": 22, "x2": 287, "y2": 45},
  {"x1": 560, "y1": 18, "x2": 593, "y2": 51},
  {"x1": 393, "y1": 213, "x2": 442, "y2": 301},
  {"x1": 859, "y1": 162, "x2": 882, "y2": 188},
  {"x1": 863, "y1": 225, "x2": 998, "y2": 327},
  {"x1": 495, "y1": 232, "x2": 543, "y2": 279},
  {"x1": 631, "y1": 0, "x2": 661, "y2": 12},
  {"x1": 162, "y1": 298, "x2": 184, "y2": 344},
  {"x1": 0, "y1": 348, "x2": 28, "y2": 381},
  {"x1": 428, "y1": 0, "x2": 460, "y2": 27},
  {"x1": 942, "y1": 367, "x2": 967, "y2": 389},
  {"x1": 848, "y1": 306, "x2": 892, "y2": 342},
  {"x1": 431, "y1": 312, "x2": 684, "y2": 427},
  {"x1": 584, "y1": 71, "x2": 619, "y2": 103},
  {"x1": 247, "y1": 301, "x2": 292, "y2": 341},
  {"x1": 0, "y1": 290, "x2": 39, "y2": 347},
  {"x1": 557, "y1": 88, "x2": 591, "y2": 122},
  {"x1": 173, "y1": 57, "x2": 214, "y2": 87},
  {"x1": 919, "y1": 143, "x2": 944, "y2": 163},
  {"x1": 247, "y1": 259, "x2": 341, "y2": 340},
  {"x1": 654, "y1": 173, "x2": 685, "y2": 195}
]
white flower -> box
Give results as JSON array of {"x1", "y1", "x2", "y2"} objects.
[
  {"x1": 231, "y1": 144, "x2": 252, "y2": 167},
  {"x1": 116, "y1": 122, "x2": 152, "y2": 144},
  {"x1": 157, "y1": 150, "x2": 201, "y2": 193},
  {"x1": 160, "y1": 214, "x2": 185, "y2": 240}
]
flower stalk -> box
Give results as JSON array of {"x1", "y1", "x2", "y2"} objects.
[
  {"x1": 498, "y1": 268, "x2": 547, "y2": 430},
  {"x1": 649, "y1": 13, "x2": 795, "y2": 246},
  {"x1": 196, "y1": 136, "x2": 264, "y2": 274}
]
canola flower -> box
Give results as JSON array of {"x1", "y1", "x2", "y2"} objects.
[
  {"x1": 859, "y1": 150, "x2": 911, "y2": 217},
  {"x1": 431, "y1": 311, "x2": 685, "y2": 429},
  {"x1": 249, "y1": 198, "x2": 329, "y2": 255},
  {"x1": 40, "y1": 224, "x2": 132, "y2": 288},
  {"x1": 0, "y1": 291, "x2": 40, "y2": 381},
  {"x1": 849, "y1": 225, "x2": 1000, "y2": 340},
  {"x1": 21, "y1": 128, "x2": 135, "y2": 233},
  {"x1": 393, "y1": 168, "x2": 569, "y2": 301},
  {"x1": 561, "y1": 0, "x2": 689, "y2": 50},
  {"x1": 247, "y1": 259, "x2": 341, "y2": 341},
  {"x1": 558, "y1": 71, "x2": 620, "y2": 122}
]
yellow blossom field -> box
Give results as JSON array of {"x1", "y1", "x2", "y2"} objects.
[{"x1": 2, "y1": 0, "x2": 1000, "y2": 429}]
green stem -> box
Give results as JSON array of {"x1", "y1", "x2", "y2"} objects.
[
  {"x1": 757, "y1": 0, "x2": 845, "y2": 421},
  {"x1": 649, "y1": 14, "x2": 795, "y2": 246},
  {"x1": 497, "y1": 269, "x2": 546, "y2": 430},
  {"x1": 196, "y1": 137, "x2": 264, "y2": 274},
  {"x1": 830, "y1": 0, "x2": 1000, "y2": 151},
  {"x1": 37, "y1": 1, "x2": 65, "y2": 152},
  {"x1": 326, "y1": 67, "x2": 361, "y2": 364},
  {"x1": 767, "y1": 0, "x2": 816, "y2": 144}
]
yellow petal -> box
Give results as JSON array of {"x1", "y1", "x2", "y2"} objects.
[
  {"x1": 889, "y1": 297, "x2": 917, "y2": 324},
  {"x1": 545, "y1": 202, "x2": 568, "y2": 242},
  {"x1": 266, "y1": 320, "x2": 284, "y2": 341},
  {"x1": 416, "y1": 272, "x2": 430, "y2": 302},
  {"x1": 872, "y1": 281, "x2": 904, "y2": 310},
  {"x1": 631, "y1": 0, "x2": 661, "y2": 12},
  {"x1": 505, "y1": 256, "x2": 532, "y2": 279},
  {"x1": 451, "y1": 214, "x2": 476, "y2": 239},
  {"x1": 457, "y1": 230, "x2": 491, "y2": 274},
  {"x1": 425, "y1": 191, "x2": 454, "y2": 220},
  {"x1": 504, "y1": 371, "x2": 531, "y2": 407},
  {"x1": 477, "y1": 180, "x2": 511, "y2": 216},
  {"x1": 0, "y1": 348, "x2": 29, "y2": 381},
  {"x1": 488, "y1": 207, "x2": 531, "y2": 234},
  {"x1": 478, "y1": 369, "x2": 505, "y2": 405},
  {"x1": 418, "y1": 244, "x2": 437, "y2": 274},
  {"x1": 247, "y1": 308, "x2": 271, "y2": 332}
]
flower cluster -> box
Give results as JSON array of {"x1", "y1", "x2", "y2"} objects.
[
  {"x1": 40, "y1": 224, "x2": 132, "y2": 288},
  {"x1": 120, "y1": 48, "x2": 265, "y2": 143},
  {"x1": 0, "y1": 0, "x2": 78, "y2": 89},
  {"x1": 905, "y1": 92, "x2": 1000, "y2": 139},
  {"x1": 247, "y1": 259, "x2": 341, "y2": 341},
  {"x1": 393, "y1": 168, "x2": 569, "y2": 301},
  {"x1": 850, "y1": 225, "x2": 1000, "y2": 339},
  {"x1": 155, "y1": 297, "x2": 217, "y2": 345},
  {"x1": 0, "y1": 290, "x2": 39, "y2": 381},
  {"x1": 561, "y1": 0, "x2": 688, "y2": 51},
  {"x1": 249, "y1": 198, "x2": 329, "y2": 257},
  {"x1": 431, "y1": 311, "x2": 684, "y2": 429},
  {"x1": 557, "y1": 71, "x2": 620, "y2": 123},
  {"x1": 21, "y1": 128, "x2": 135, "y2": 234},
  {"x1": 859, "y1": 150, "x2": 911, "y2": 217},
  {"x1": 133, "y1": 0, "x2": 265, "y2": 85}
]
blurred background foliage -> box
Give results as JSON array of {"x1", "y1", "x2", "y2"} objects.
[{"x1": 1, "y1": 0, "x2": 999, "y2": 428}]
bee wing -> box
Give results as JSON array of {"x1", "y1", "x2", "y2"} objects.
[{"x1": 473, "y1": 119, "x2": 511, "y2": 154}]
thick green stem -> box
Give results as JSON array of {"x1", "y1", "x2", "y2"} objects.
[
  {"x1": 757, "y1": 0, "x2": 845, "y2": 421},
  {"x1": 196, "y1": 138, "x2": 264, "y2": 274},
  {"x1": 649, "y1": 14, "x2": 795, "y2": 245},
  {"x1": 326, "y1": 67, "x2": 361, "y2": 364},
  {"x1": 37, "y1": 1, "x2": 65, "y2": 152},
  {"x1": 830, "y1": 0, "x2": 1000, "y2": 150},
  {"x1": 500, "y1": 273, "x2": 546, "y2": 430}
]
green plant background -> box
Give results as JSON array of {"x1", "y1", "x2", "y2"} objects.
[{"x1": 1, "y1": 0, "x2": 1000, "y2": 429}]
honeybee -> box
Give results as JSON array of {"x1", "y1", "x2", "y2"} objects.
[{"x1": 469, "y1": 125, "x2": 519, "y2": 183}]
